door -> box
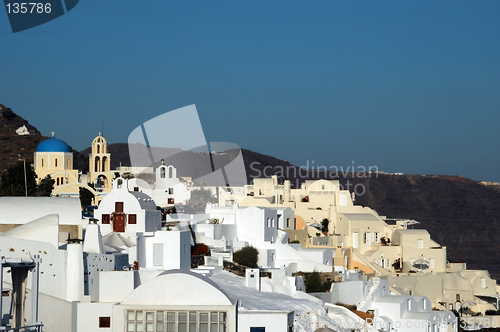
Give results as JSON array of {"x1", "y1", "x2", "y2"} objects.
[
  {"x1": 353, "y1": 232, "x2": 359, "y2": 248},
  {"x1": 114, "y1": 214, "x2": 125, "y2": 232}
]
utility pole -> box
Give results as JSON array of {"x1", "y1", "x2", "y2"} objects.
[{"x1": 19, "y1": 159, "x2": 27, "y2": 197}]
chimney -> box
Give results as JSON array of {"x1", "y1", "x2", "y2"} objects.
[{"x1": 245, "y1": 268, "x2": 260, "y2": 291}]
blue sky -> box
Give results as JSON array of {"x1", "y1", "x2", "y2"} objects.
[{"x1": 1, "y1": 0, "x2": 499, "y2": 181}]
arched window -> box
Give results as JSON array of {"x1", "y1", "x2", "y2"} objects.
[
  {"x1": 95, "y1": 157, "x2": 100, "y2": 173},
  {"x1": 57, "y1": 178, "x2": 59, "y2": 186},
  {"x1": 97, "y1": 145, "x2": 100, "y2": 153},
  {"x1": 41, "y1": 158, "x2": 44, "y2": 167},
  {"x1": 169, "y1": 167, "x2": 173, "y2": 178},
  {"x1": 55, "y1": 158, "x2": 58, "y2": 167},
  {"x1": 160, "y1": 167, "x2": 165, "y2": 178},
  {"x1": 102, "y1": 157, "x2": 107, "y2": 172}
]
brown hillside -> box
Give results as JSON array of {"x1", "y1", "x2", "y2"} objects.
[{"x1": 0, "y1": 104, "x2": 46, "y2": 176}]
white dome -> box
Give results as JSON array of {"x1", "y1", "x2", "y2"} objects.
[{"x1": 121, "y1": 270, "x2": 233, "y2": 306}]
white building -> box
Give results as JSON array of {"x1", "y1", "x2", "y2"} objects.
[
  {"x1": 314, "y1": 276, "x2": 457, "y2": 332},
  {"x1": 96, "y1": 177, "x2": 161, "y2": 235},
  {"x1": 136, "y1": 230, "x2": 191, "y2": 271},
  {"x1": 127, "y1": 163, "x2": 191, "y2": 208},
  {"x1": 195, "y1": 203, "x2": 333, "y2": 272},
  {"x1": 0, "y1": 214, "x2": 84, "y2": 331},
  {"x1": 76, "y1": 270, "x2": 238, "y2": 332}
]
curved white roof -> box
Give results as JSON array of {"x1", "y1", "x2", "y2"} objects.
[
  {"x1": 1, "y1": 214, "x2": 59, "y2": 248},
  {"x1": 98, "y1": 188, "x2": 157, "y2": 212},
  {"x1": 0, "y1": 197, "x2": 81, "y2": 226},
  {"x1": 121, "y1": 270, "x2": 233, "y2": 306}
]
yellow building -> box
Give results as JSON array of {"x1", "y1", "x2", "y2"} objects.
[
  {"x1": 87, "y1": 133, "x2": 113, "y2": 194},
  {"x1": 34, "y1": 132, "x2": 80, "y2": 196}
]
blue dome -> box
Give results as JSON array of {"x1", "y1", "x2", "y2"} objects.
[{"x1": 36, "y1": 136, "x2": 71, "y2": 153}]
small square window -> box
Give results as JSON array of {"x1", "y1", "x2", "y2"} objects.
[
  {"x1": 115, "y1": 202, "x2": 124, "y2": 212},
  {"x1": 102, "y1": 214, "x2": 111, "y2": 224},
  {"x1": 128, "y1": 214, "x2": 137, "y2": 224},
  {"x1": 99, "y1": 317, "x2": 111, "y2": 328},
  {"x1": 168, "y1": 198, "x2": 174, "y2": 204}
]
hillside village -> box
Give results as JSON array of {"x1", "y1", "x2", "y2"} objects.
[{"x1": 0, "y1": 124, "x2": 499, "y2": 332}]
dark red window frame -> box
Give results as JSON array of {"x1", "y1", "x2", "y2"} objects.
[{"x1": 102, "y1": 214, "x2": 110, "y2": 224}]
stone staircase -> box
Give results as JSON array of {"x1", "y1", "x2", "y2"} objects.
[{"x1": 358, "y1": 277, "x2": 381, "y2": 312}]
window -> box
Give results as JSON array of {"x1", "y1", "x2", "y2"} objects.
[
  {"x1": 373, "y1": 232, "x2": 380, "y2": 243},
  {"x1": 128, "y1": 214, "x2": 137, "y2": 224},
  {"x1": 481, "y1": 277, "x2": 486, "y2": 288},
  {"x1": 267, "y1": 218, "x2": 270, "y2": 227},
  {"x1": 364, "y1": 232, "x2": 371, "y2": 246},
  {"x1": 168, "y1": 188, "x2": 174, "y2": 195},
  {"x1": 250, "y1": 328, "x2": 265, "y2": 332},
  {"x1": 95, "y1": 157, "x2": 100, "y2": 173},
  {"x1": 168, "y1": 198, "x2": 174, "y2": 205},
  {"x1": 125, "y1": 310, "x2": 227, "y2": 332},
  {"x1": 134, "y1": 187, "x2": 139, "y2": 192},
  {"x1": 55, "y1": 158, "x2": 58, "y2": 167},
  {"x1": 429, "y1": 258, "x2": 435, "y2": 269},
  {"x1": 353, "y1": 232, "x2": 359, "y2": 249},
  {"x1": 407, "y1": 299, "x2": 411, "y2": 310},
  {"x1": 153, "y1": 244, "x2": 163, "y2": 267},
  {"x1": 286, "y1": 218, "x2": 291, "y2": 228},
  {"x1": 160, "y1": 167, "x2": 165, "y2": 178},
  {"x1": 169, "y1": 167, "x2": 173, "y2": 178},
  {"x1": 99, "y1": 317, "x2": 110, "y2": 328},
  {"x1": 41, "y1": 158, "x2": 44, "y2": 167},
  {"x1": 102, "y1": 214, "x2": 110, "y2": 224},
  {"x1": 115, "y1": 202, "x2": 124, "y2": 212},
  {"x1": 271, "y1": 218, "x2": 275, "y2": 227},
  {"x1": 418, "y1": 239, "x2": 424, "y2": 249}
]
